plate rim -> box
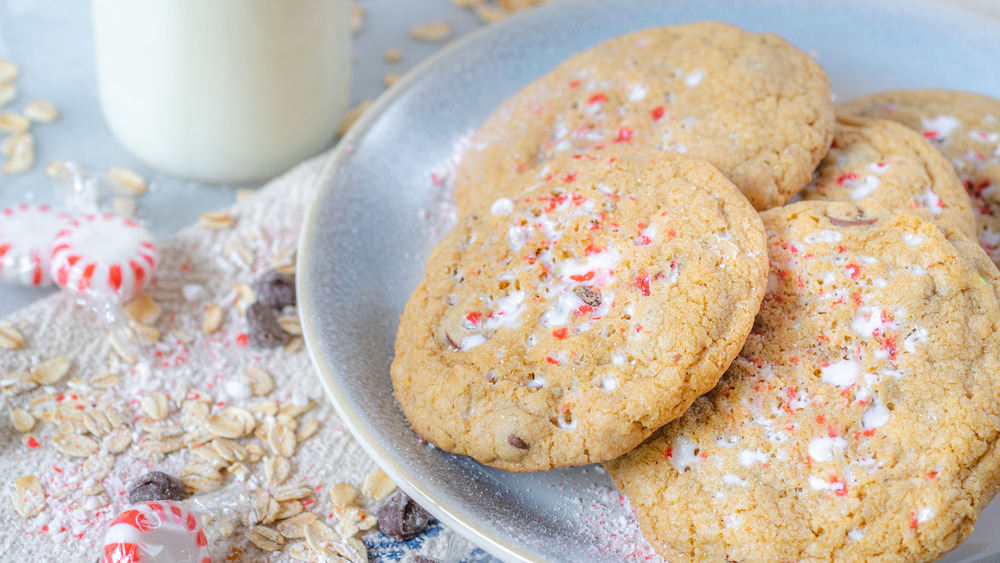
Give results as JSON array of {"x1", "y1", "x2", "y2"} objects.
[{"x1": 298, "y1": 1, "x2": 1000, "y2": 561}]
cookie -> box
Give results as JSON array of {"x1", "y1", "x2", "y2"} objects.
[
  {"x1": 392, "y1": 146, "x2": 768, "y2": 472},
  {"x1": 800, "y1": 114, "x2": 976, "y2": 239},
  {"x1": 454, "y1": 21, "x2": 835, "y2": 214},
  {"x1": 840, "y1": 89, "x2": 1000, "y2": 266},
  {"x1": 605, "y1": 201, "x2": 1000, "y2": 562}
]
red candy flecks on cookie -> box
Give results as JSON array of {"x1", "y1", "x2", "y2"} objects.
[
  {"x1": 0, "y1": 204, "x2": 73, "y2": 287},
  {"x1": 50, "y1": 214, "x2": 158, "y2": 302},
  {"x1": 102, "y1": 500, "x2": 209, "y2": 563}
]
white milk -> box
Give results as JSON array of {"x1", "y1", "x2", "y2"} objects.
[{"x1": 92, "y1": 0, "x2": 350, "y2": 183}]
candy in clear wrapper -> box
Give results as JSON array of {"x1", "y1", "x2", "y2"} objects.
[
  {"x1": 102, "y1": 500, "x2": 209, "y2": 563},
  {"x1": 0, "y1": 203, "x2": 72, "y2": 287},
  {"x1": 50, "y1": 213, "x2": 158, "y2": 302}
]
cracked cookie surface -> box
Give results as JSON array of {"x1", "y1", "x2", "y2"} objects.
[
  {"x1": 454, "y1": 21, "x2": 835, "y2": 214},
  {"x1": 840, "y1": 89, "x2": 1000, "y2": 268},
  {"x1": 391, "y1": 146, "x2": 767, "y2": 472},
  {"x1": 800, "y1": 113, "x2": 976, "y2": 239},
  {"x1": 605, "y1": 200, "x2": 1000, "y2": 562}
]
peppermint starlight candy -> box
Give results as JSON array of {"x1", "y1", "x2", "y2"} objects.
[
  {"x1": 0, "y1": 204, "x2": 72, "y2": 287},
  {"x1": 103, "y1": 500, "x2": 209, "y2": 563},
  {"x1": 51, "y1": 214, "x2": 158, "y2": 302}
]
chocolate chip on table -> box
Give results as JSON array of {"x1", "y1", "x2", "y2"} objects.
[
  {"x1": 247, "y1": 302, "x2": 291, "y2": 348},
  {"x1": 377, "y1": 490, "x2": 431, "y2": 542},
  {"x1": 412, "y1": 557, "x2": 442, "y2": 563},
  {"x1": 507, "y1": 434, "x2": 530, "y2": 450},
  {"x1": 253, "y1": 270, "x2": 296, "y2": 310},
  {"x1": 573, "y1": 285, "x2": 601, "y2": 307},
  {"x1": 127, "y1": 471, "x2": 188, "y2": 504}
]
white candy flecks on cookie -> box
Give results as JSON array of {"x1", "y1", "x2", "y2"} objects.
[{"x1": 606, "y1": 200, "x2": 1000, "y2": 562}]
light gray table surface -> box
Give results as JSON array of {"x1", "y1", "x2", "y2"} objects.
[{"x1": 0, "y1": 0, "x2": 485, "y2": 318}]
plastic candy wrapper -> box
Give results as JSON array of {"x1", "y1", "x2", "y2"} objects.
[
  {"x1": 100, "y1": 483, "x2": 255, "y2": 563},
  {"x1": 0, "y1": 203, "x2": 72, "y2": 287},
  {"x1": 49, "y1": 160, "x2": 144, "y2": 217},
  {"x1": 102, "y1": 500, "x2": 210, "y2": 563}
]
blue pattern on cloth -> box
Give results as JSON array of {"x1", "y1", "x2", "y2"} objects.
[{"x1": 362, "y1": 521, "x2": 502, "y2": 562}]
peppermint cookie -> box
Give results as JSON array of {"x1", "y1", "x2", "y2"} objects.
[
  {"x1": 800, "y1": 114, "x2": 976, "y2": 239},
  {"x1": 840, "y1": 89, "x2": 1000, "y2": 265},
  {"x1": 454, "y1": 22, "x2": 835, "y2": 214},
  {"x1": 605, "y1": 201, "x2": 1000, "y2": 562},
  {"x1": 392, "y1": 146, "x2": 768, "y2": 472}
]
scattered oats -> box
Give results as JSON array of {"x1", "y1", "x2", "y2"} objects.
[
  {"x1": 267, "y1": 424, "x2": 297, "y2": 457},
  {"x1": 450, "y1": 0, "x2": 481, "y2": 7},
  {"x1": 275, "y1": 499, "x2": 303, "y2": 520},
  {"x1": 83, "y1": 482, "x2": 105, "y2": 496},
  {"x1": 83, "y1": 453, "x2": 115, "y2": 480},
  {"x1": 409, "y1": 21, "x2": 452, "y2": 42},
  {"x1": 134, "y1": 323, "x2": 161, "y2": 345},
  {"x1": 45, "y1": 158, "x2": 70, "y2": 179},
  {"x1": 329, "y1": 483, "x2": 357, "y2": 508},
  {"x1": 125, "y1": 294, "x2": 161, "y2": 325},
  {"x1": 52, "y1": 432, "x2": 99, "y2": 458},
  {"x1": 226, "y1": 406, "x2": 257, "y2": 434},
  {"x1": 83, "y1": 410, "x2": 112, "y2": 436},
  {"x1": 384, "y1": 48, "x2": 403, "y2": 62},
  {"x1": 0, "y1": 82, "x2": 15, "y2": 107},
  {"x1": 339, "y1": 537, "x2": 369, "y2": 563},
  {"x1": 278, "y1": 315, "x2": 302, "y2": 336},
  {"x1": 182, "y1": 474, "x2": 222, "y2": 493},
  {"x1": 296, "y1": 418, "x2": 320, "y2": 442},
  {"x1": 499, "y1": 0, "x2": 547, "y2": 11},
  {"x1": 245, "y1": 443, "x2": 265, "y2": 463},
  {"x1": 0, "y1": 131, "x2": 28, "y2": 157},
  {"x1": 111, "y1": 196, "x2": 137, "y2": 218},
  {"x1": 0, "y1": 372, "x2": 33, "y2": 395},
  {"x1": 198, "y1": 211, "x2": 236, "y2": 230},
  {"x1": 108, "y1": 330, "x2": 138, "y2": 364},
  {"x1": 247, "y1": 524, "x2": 285, "y2": 552},
  {"x1": 90, "y1": 371, "x2": 120, "y2": 389},
  {"x1": 190, "y1": 444, "x2": 227, "y2": 467},
  {"x1": 10, "y1": 476, "x2": 44, "y2": 518},
  {"x1": 231, "y1": 283, "x2": 257, "y2": 314},
  {"x1": 475, "y1": 2, "x2": 508, "y2": 23},
  {"x1": 139, "y1": 435, "x2": 185, "y2": 455},
  {"x1": 279, "y1": 399, "x2": 315, "y2": 418},
  {"x1": 333, "y1": 503, "x2": 376, "y2": 537},
  {"x1": 241, "y1": 367, "x2": 274, "y2": 397},
  {"x1": 264, "y1": 455, "x2": 292, "y2": 486},
  {"x1": 9, "y1": 408, "x2": 34, "y2": 432},
  {"x1": 244, "y1": 489, "x2": 279, "y2": 526},
  {"x1": 337, "y1": 100, "x2": 372, "y2": 137},
  {"x1": 236, "y1": 188, "x2": 255, "y2": 202},
  {"x1": 273, "y1": 483, "x2": 312, "y2": 502},
  {"x1": 0, "y1": 59, "x2": 18, "y2": 82},
  {"x1": 102, "y1": 426, "x2": 132, "y2": 454},
  {"x1": 105, "y1": 166, "x2": 147, "y2": 195},
  {"x1": 2, "y1": 131, "x2": 33, "y2": 174},
  {"x1": 275, "y1": 261, "x2": 297, "y2": 276},
  {"x1": 217, "y1": 515, "x2": 238, "y2": 538},
  {"x1": 382, "y1": 72, "x2": 402, "y2": 87},
  {"x1": 228, "y1": 461, "x2": 250, "y2": 481},
  {"x1": 207, "y1": 411, "x2": 247, "y2": 439},
  {"x1": 23, "y1": 99, "x2": 59, "y2": 123},
  {"x1": 247, "y1": 400, "x2": 278, "y2": 417},
  {"x1": 286, "y1": 541, "x2": 320, "y2": 563},
  {"x1": 284, "y1": 336, "x2": 304, "y2": 354},
  {"x1": 140, "y1": 392, "x2": 170, "y2": 421},
  {"x1": 0, "y1": 111, "x2": 30, "y2": 133},
  {"x1": 183, "y1": 462, "x2": 223, "y2": 482},
  {"x1": 276, "y1": 414, "x2": 298, "y2": 430},
  {"x1": 30, "y1": 356, "x2": 70, "y2": 385},
  {"x1": 350, "y1": 3, "x2": 364, "y2": 34},
  {"x1": 304, "y1": 520, "x2": 338, "y2": 553},
  {"x1": 362, "y1": 469, "x2": 397, "y2": 501},
  {"x1": 211, "y1": 438, "x2": 248, "y2": 463},
  {"x1": 278, "y1": 512, "x2": 318, "y2": 539},
  {"x1": 202, "y1": 304, "x2": 225, "y2": 335}
]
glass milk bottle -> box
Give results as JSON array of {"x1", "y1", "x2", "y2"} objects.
[{"x1": 92, "y1": 0, "x2": 350, "y2": 183}]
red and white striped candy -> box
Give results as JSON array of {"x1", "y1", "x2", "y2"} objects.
[
  {"x1": 103, "y1": 500, "x2": 209, "y2": 563},
  {"x1": 51, "y1": 214, "x2": 158, "y2": 302},
  {"x1": 0, "y1": 204, "x2": 72, "y2": 287}
]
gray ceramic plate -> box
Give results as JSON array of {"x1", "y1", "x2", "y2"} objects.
[{"x1": 299, "y1": 1, "x2": 1000, "y2": 561}]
